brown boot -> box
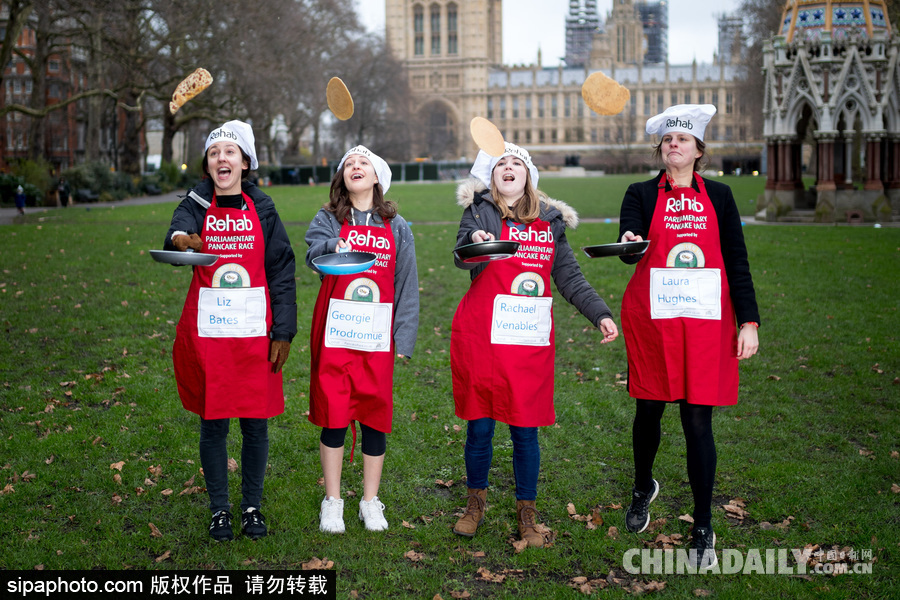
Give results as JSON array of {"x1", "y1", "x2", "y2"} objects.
[
  {"x1": 516, "y1": 500, "x2": 545, "y2": 547},
  {"x1": 453, "y1": 488, "x2": 487, "y2": 537}
]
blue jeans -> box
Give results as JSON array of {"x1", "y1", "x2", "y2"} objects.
[
  {"x1": 464, "y1": 418, "x2": 540, "y2": 501},
  {"x1": 199, "y1": 417, "x2": 269, "y2": 514}
]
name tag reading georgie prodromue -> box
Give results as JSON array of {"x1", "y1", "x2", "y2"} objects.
[
  {"x1": 197, "y1": 287, "x2": 267, "y2": 337},
  {"x1": 649, "y1": 268, "x2": 721, "y2": 320},
  {"x1": 325, "y1": 298, "x2": 393, "y2": 352}
]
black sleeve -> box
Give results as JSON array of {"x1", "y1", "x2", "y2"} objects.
[{"x1": 714, "y1": 185, "x2": 760, "y2": 327}]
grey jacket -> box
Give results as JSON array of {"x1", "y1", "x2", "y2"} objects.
[
  {"x1": 305, "y1": 206, "x2": 419, "y2": 358},
  {"x1": 454, "y1": 178, "x2": 612, "y2": 328}
]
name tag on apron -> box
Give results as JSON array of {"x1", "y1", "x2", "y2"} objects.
[
  {"x1": 649, "y1": 268, "x2": 722, "y2": 320},
  {"x1": 490, "y1": 295, "x2": 553, "y2": 346},
  {"x1": 325, "y1": 298, "x2": 393, "y2": 352},
  {"x1": 197, "y1": 287, "x2": 268, "y2": 337}
]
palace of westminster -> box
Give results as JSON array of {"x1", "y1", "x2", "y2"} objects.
[{"x1": 387, "y1": 0, "x2": 760, "y2": 173}]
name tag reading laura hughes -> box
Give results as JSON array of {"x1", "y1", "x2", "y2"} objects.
[
  {"x1": 491, "y1": 295, "x2": 553, "y2": 346},
  {"x1": 649, "y1": 268, "x2": 721, "y2": 320},
  {"x1": 325, "y1": 298, "x2": 393, "y2": 352},
  {"x1": 197, "y1": 287, "x2": 267, "y2": 337}
]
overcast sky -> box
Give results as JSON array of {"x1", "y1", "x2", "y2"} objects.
[{"x1": 353, "y1": 0, "x2": 744, "y2": 66}]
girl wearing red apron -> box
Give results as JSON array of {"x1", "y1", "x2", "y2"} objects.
[
  {"x1": 164, "y1": 121, "x2": 297, "y2": 542},
  {"x1": 618, "y1": 105, "x2": 760, "y2": 569},
  {"x1": 451, "y1": 143, "x2": 619, "y2": 547},
  {"x1": 305, "y1": 146, "x2": 419, "y2": 534}
]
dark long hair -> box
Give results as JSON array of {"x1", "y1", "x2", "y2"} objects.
[
  {"x1": 326, "y1": 164, "x2": 397, "y2": 223},
  {"x1": 652, "y1": 136, "x2": 709, "y2": 172}
]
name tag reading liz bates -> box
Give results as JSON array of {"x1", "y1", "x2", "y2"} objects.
[{"x1": 197, "y1": 287, "x2": 267, "y2": 337}]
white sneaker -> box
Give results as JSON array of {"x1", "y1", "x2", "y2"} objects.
[
  {"x1": 319, "y1": 497, "x2": 345, "y2": 533},
  {"x1": 358, "y1": 496, "x2": 388, "y2": 531}
]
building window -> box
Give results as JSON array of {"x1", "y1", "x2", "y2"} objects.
[
  {"x1": 698, "y1": 90, "x2": 705, "y2": 104},
  {"x1": 564, "y1": 95, "x2": 571, "y2": 118},
  {"x1": 539, "y1": 130, "x2": 545, "y2": 143},
  {"x1": 551, "y1": 129, "x2": 558, "y2": 143},
  {"x1": 447, "y1": 3, "x2": 458, "y2": 55},
  {"x1": 412, "y1": 75, "x2": 426, "y2": 89},
  {"x1": 657, "y1": 92, "x2": 663, "y2": 112},
  {"x1": 525, "y1": 97, "x2": 532, "y2": 118},
  {"x1": 644, "y1": 94, "x2": 650, "y2": 115},
  {"x1": 48, "y1": 59, "x2": 60, "y2": 72},
  {"x1": 726, "y1": 92, "x2": 733, "y2": 114},
  {"x1": 671, "y1": 91, "x2": 677, "y2": 106},
  {"x1": 526, "y1": 130, "x2": 532, "y2": 143},
  {"x1": 500, "y1": 97, "x2": 506, "y2": 119},
  {"x1": 538, "y1": 96, "x2": 545, "y2": 118},
  {"x1": 512, "y1": 97, "x2": 519, "y2": 119},
  {"x1": 414, "y1": 5, "x2": 424, "y2": 56},
  {"x1": 712, "y1": 92, "x2": 718, "y2": 107},
  {"x1": 430, "y1": 4, "x2": 441, "y2": 55},
  {"x1": 551, "y1": 96, "x2": 557, "y2": 118},
  {"x1": 487, "y1": 97, "x2": 494, "y2": 119},
  {"x1": 725, "y1": 125, "x2": 733, "y2": 140}
]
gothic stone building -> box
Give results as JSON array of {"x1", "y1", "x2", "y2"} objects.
[{"x1": 385, "y1": 0, "x2": 762, "y2": 173}]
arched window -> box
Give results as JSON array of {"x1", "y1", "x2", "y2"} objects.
[{"x1": 414, "y1": 4, "x2": 424, "y2": 56}]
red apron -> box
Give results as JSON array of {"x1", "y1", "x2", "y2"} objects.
[
  {"x1": 621, "y1": 174, "x2": 738, "y2": 405},
  {"x1": 173, "y1": 193, "x2": 284, "y2": 419},
  {"x1": 309, "y1": 219, "x2": 397, "y2": 433},
  {"x1": 451, "y1": 217, "x2": 557, "y2": 426}
]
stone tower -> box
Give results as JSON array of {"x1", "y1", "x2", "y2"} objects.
[{"x1": 385, "y1": 0, "x2": 502, "y2": 160}]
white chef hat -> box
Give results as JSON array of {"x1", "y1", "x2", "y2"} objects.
[
  {"x1": 645, "y1": 104, "x2": 717, "y2": 142},
  {"x1": 205, "y1": 120, "x2": 258, "y2": 170},
  {"x1": 337, "y1": 145, "x2": 392, "y2": 194},
  {"x1": 470, "y1": 142, "x2": 540, "y2": 190}
]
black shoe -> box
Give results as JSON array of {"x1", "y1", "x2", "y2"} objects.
[
  {"x1": 625, "y1": 479, "x2": 659, "y2": 533},
  {"x1": 241, "y1": 507, "x2": 267, "y2": 539},
  {"x1": 209, "y1": 510, "x2": 234, "y2": 541},
  {"x1": 688, "y1": 526, "x2": 717, "y2": 570}
]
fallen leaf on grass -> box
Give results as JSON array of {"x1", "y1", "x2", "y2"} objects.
[
  {"x1": 435, "y1": 479, "x2": 453, "y2": 488},
  {"x1": 147, "y1": 465, "x2": 162, "y2": 478},
  {"x1": 160, "y1": 489, "x2": 173, "y2": 496},
  {"x1": 402, "y1": 520, "x2": 416, "y2": 529},
  {"x1": 891, "y1": 483, "x2": 900, "y2": 494},
  {"x1": 629, "y1": 580, "x2": 666, "y2": 594},
  {"x1": 693, "y1": 589, "x2": 712, "y2": 597},
  {"x1": 113, "y1": 473, "x2": 122, "y2": 485},
  {"x1": 678, "y1": 514, "x2": 695, "y2": 523},
  {"x1": 511, "y1": 539, "x2": 528, "y2": 553},
  {"x1": 404, "y1": 550, "x2": 425, "y2": 562},
  {"x1": 767, "y1": 375, "x2": 781, "y2": 381},
  {"x1": 449, "y1": 591, "x2": 470, "y2": 599},
  {"x1": 645, "y1": 518, "x2": 667, "y2": 533},
  {"x1": 148, "y1": 523, "x2": 162, "y2": 538},
  {"x1": 476, "y1": 567, "x2": 506, "y2": 583},
  {"x1": 301, "y1": 557, "x2": 334, "y2": 570},
  {"x1": 179, "y1": 486, "x2": 203, "y2": 496},
  {"x1": 227, "y1": 458, "x2": 238, "y2": 472},
  {"x1": 155, "y1": 550, "x2": 171, "y2": 563},
  {"x1": 110, "y1": 461, "x2": 125, "y2": 471},
  {"x1": 607, "y1": 526, "x2": 619, "y2": 539},
  {"x1": 183, "y1": 474, "x2": 196, "y2": 487},
  {"x1": 44, "y1": 455, "x2": 55, "y2": 465},
  {"x1": 111, "y1": 494, "x2": 123, "y2": 504}
]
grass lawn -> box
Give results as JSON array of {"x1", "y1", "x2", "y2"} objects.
[{"x1": 0, "y1": 176, "x2": 897, "y2": 599}]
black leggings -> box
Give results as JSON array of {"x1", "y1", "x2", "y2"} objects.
[
  {"x1": 320, "y1": 423, "x2": 386, "y2": 457},
  {"x1": 632, "y1": 399, "x2": 716, "y2": 529}
]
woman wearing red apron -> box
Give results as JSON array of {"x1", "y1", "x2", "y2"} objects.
[
  {"x1": 305, "y1": 146, "x2": 419, "y2": 534},
  {"x1": 451, "y1": 143, "x2": 619, "y2": 547},
  {"x1": 618, "y1": 105, "x2": 760, "y2": 569},
  {"x1": 164, "y1": 121, "x2": 297, "y2": 542}
]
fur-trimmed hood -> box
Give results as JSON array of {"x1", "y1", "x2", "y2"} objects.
[{"x1": 455, "y1": 177, "x2": 579, "y2": 229}]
